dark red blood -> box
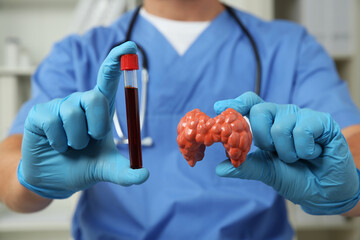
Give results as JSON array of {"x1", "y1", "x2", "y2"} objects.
[{"x1": 125, "y1": 86, "x2": 142, "y2": 169}]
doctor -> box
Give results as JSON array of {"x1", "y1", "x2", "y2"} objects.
[{"x1": 1, "y1": 0, "x2": 360, "y2": 239}]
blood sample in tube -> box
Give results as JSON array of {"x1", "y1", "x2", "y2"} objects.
[{"x1": 121, "y1": 54, "x2": 143, "y2": 169}]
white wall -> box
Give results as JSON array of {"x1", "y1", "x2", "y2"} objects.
[
  {"x1": 221, "y1": 0, "x2": 274, "y2": 20},
  {"x1": 0, "y1": 0, "x2": 77, "y2": 66}
]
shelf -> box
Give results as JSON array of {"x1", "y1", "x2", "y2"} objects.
[
  {"x1": 0, "y1": 67, "x2": 35, "y2": 76},
  {"x1": 294, "y1": 224, "x2": 353, "y2": 231},
  {"x1": 0, "y1": 0, "x2": 78, "y2": 12},
  {"x1": 0, "y1": 212, "x2": 71, "y2": 232},
  {"x1": 0, "y1": 199, "x2": 74, "y2": 232},
  {"x1": 0, "y1": 0, "x2": 77, "y2": 6},
  {"x1": 332, "y1": 55, "x2": 354, "y2": 61}
]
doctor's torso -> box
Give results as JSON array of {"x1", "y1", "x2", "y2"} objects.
[{"x1": 68, "y1": 9, "x2": 300, "y2": 240}]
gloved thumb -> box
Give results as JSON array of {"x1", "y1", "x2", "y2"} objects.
[
  {"x1": 216, "y1": 150, "x2": 277, "y2": 186},
  {"x1": 115, "y1": 167, "x2": 150, "y2": 186},
  {"x1": 214, "y1": 91, "x2": 263, "y2": 116}
]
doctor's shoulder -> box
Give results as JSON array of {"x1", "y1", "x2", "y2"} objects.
[
  {"x1": 37, "y1": 12, "x2": 133, "y2": 86},
  {"x1": 232, "y1": 8, "x2": 327, "y2": 72},
  {"x1": 30, "y1": 21, "x2": 127, "y2": 97},
  {"x1": 234, "y1": 9, "x2": 311, "y2": 49},
  {"x1": 46, "y1": 10, "x2": 134, "y2": 70}
]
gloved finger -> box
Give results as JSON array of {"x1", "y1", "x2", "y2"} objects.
[
  {"x1": 249, "y1": 102, "x2": 277, "y2": 151},
  {"x1": 293, "y1": 109, "x2": 324, "y2": 160},
  {"x1": 271, "y1": 113, "x2": 298, "y2": 163},
  {"x1": 95, "y1": 41, "x2": 137, "y2": 114},
  {"x1": 216, "y1": 150, "x2": 277, "y2": 187},
  {"x1": 80, "y1": 89, "x2": 110, "y2": 140},
  {"x1": 214, "y1": 91, "x2": 263, "y2": 116},
  {"x1": 25, "y1": 99, "x2": 68, "y2": 152},
  {"x1": 59, "y1": 92, "x2": 90, "y2": 150}
]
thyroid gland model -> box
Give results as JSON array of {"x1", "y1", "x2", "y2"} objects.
[{"x1": 177, "y1": 108, "x2": 252, "y2": 168}]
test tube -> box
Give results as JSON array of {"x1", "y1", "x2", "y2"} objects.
[{"x1": 121, "y1": 54, "x2": 143, "y2": 169}]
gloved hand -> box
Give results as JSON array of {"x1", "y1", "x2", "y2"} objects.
[
  {"x1": 214, "y1": 92, "x2": 360, "y2": 215},
  {"x1": 18, "y1": 41, "x2": 149, "y2": 199}
]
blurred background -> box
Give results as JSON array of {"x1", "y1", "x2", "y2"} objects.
[{"x1": 0, "y1": 0, "x2": 359, "y2": 239}]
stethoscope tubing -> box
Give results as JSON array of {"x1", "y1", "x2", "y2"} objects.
[{"x1": 112, "y1": 4, "x2": 261, "y2": 146}]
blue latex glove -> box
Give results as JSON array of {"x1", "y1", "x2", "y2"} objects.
[
  {"x1": 18, "y1": 41, "x2": 149, "y2": 199},
  {"x1": 214, "y1": 92, "x2": 360, "y2": 215}
]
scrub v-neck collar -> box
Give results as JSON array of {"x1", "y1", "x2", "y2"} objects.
[
  {"x1": 133, "y1": 8, "x2": 242, "y2": 61},
  {"x1": 124, "y1": 9, "x2": 246, "y2": 113}
]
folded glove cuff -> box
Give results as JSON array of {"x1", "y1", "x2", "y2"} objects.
[
  {"x1": 17, "y1": 159, "x2": 73, "y2": 199},
  {"x1": 301, "y1": 169, "x2": 360, "y2": 215}
]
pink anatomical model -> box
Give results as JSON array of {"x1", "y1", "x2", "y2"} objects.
[{"x1": 177, "y1": 108, "x2": 252, "y2": 168}]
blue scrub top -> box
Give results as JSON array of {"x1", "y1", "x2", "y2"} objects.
[{"x1": 10, "y1": 8, "x2": 360, "y2": 240}]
